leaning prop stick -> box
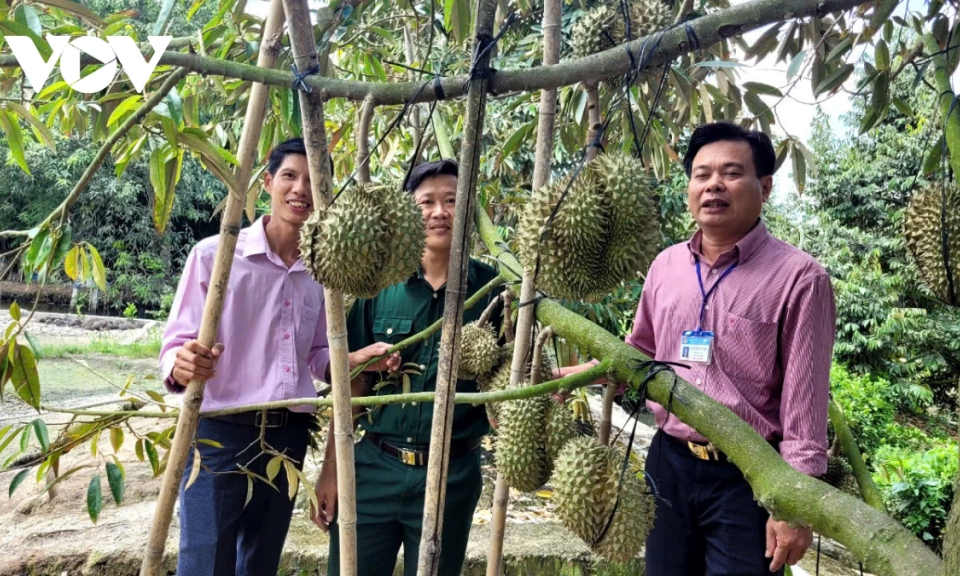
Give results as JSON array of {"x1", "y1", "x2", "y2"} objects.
[{"x1": 139, "y1": 1, "x2": 287, "y2": 574}]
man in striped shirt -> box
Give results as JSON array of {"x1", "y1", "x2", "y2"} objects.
[{"x1": 558, "y1": 121, "x2": 836, "y2": 575}]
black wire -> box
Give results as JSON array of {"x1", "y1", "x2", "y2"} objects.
[
  {"x1": 815, "y1": 534, "x2": 821, "y2": 575},
  {"x1": 290, "y1": 63, "x2": 321, "y2": 92}
]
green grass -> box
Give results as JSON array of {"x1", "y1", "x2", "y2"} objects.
[{"x1": 40, "y1": 332, "x2": 162, "y2": 360}]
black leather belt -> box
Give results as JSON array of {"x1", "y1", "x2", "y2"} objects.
[
  {"x1": 207, "y1": 409, "x2": 312, "y2": 428},
  {"x1": 364, "y1": 432, "x2": 481, "y2": 466},
  {"x1": 664, "y1": 431, "x2": 779, "y2": 463}
]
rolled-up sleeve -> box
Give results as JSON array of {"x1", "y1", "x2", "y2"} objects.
[
  {"x1": 308, "y1": 293, "x2": 331, "y2": 382},
  {"x1": 778, "y1": 273, "x2": 836, "y2": 476},
  {"x1": 159, "y1": 245, "x2": 210, "y2": 393}
]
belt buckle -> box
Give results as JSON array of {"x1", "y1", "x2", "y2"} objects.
[
  {"x1": 255, "y1": 410, "x2": 287, "y2": 428},
  {"x1": 688, "y1": 441, "x2": 711, "y2": 460},
  {"x1": 398, "y1": 448, "x2": 420, "y2": 466}
]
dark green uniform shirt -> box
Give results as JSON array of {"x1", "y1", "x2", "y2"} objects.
[{"x1": 346, "y1": 259, "x2": 503, "y2": 446}]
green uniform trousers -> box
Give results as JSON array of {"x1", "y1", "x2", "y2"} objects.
[{"x1": 327, "y1": 437, "x2": 483, "y2": 576}]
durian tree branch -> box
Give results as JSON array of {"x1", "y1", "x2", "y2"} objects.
[
  {"x1": 349, "y1": 274, "x2": 504, "y2": 377},
  {"x1": 923, "y1": 33, "x2": 960, "y2": 179},
  {"x1": 418, "y1": 0, "x2": 498, "y2": 572},
  {"x1": 474, "y1": 206, "x2": 944, "y2": 576},
  {"x1": 828, "y1": 400, "x2": 885, "y2": 512},
  {"x1": 35, "y1": 362, "x2": 611, "y2": 420},
  {"x1": 0, "y1": 68, "x2": 189, "y2": 240},
  {"x1": 0, "y1": 0, "x2": 873, "y2": 105},
  {"x1": 139, "y1": 3, "x2": 287, "y2": 574},
  {"x1": 282, "y1": 1, "x2": 359, "y2": 573}
]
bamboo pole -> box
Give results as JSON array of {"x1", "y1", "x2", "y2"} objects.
[
  {"x1": 598, "y1": 384, "x2": 615, "y2": 445},
  {"x1": 486, "y1": 1, "x2": 561, "y2": 571},
  {"x1": 281, "y1": 1, "x2": 358, "y2": 574},
  {"x1": 355, "y1": 95, "x2": 376, "y2": 183},
  {"x1": 417, "y1": 1, "x2": 498, "y2": 573},
  {"x1": 139, "y1": 3, "x2": 286, "y2": 574}
]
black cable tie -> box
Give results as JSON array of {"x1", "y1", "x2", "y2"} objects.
[
  {"x1": 683, "y1": 22, "x2": 701, "y2": 50},
  {"x1": 517, "y1": 295, "x2": 545, "y2": 309},
  {"x1": 290, "y1": 63, "x2": 321, "y2": 93},
  {"x1": 433, "y1": 76, "x2": 447, "y2": 101}
]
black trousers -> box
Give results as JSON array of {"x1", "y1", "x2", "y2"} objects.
[
  {"x1": 177, "y1": 416, "x2": 310, "y2": 576},
  {"x1": 645, "y1": 430, "x2": 785, "y2": 576}
]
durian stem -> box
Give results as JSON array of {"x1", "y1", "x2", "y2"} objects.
[
  {"x1": 349, "y1": 274, "x2": 504, "y2": 378},
  {"x1": 418, "y1": 1, "x2": 498, "y2": 573},
  {"x1": 598, "y1": 384, "x2": 616, "y2": 445},
  {"x1": 283, "y1": 0, "x2": 358, "y2": 573},
  {"x1": 828, "y1": 400, "x2": 885, "y2": 512},
  {"x1": 475, "y1": 204, "x2": 944, "y2": 576},
  {"x1": 585, "y1": 82, "x2": 602, "y2": 162},
  {"x1": 477, "y1": 293, "x2": 504, "y2": 328},
  {"x1": 139, "y1": 3, "x2": 285, "y2": 574},
  {"x1": 530, "y1": 327, "x2": 554, "y2": 386},
  {"x1": 355, "y1": 95, "x2": 376, "y2": 184},
  {"x1": 502, "y1": 291, "x2": 515, "y2": 343}
]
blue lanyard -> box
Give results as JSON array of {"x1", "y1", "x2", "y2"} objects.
[{"x1": 695, "y1": 259, "x2": 737, "y2": 331}]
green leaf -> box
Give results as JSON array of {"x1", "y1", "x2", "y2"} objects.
[
  {"x1": 64, "y1": 246, "x2": 80, "y2": 281},
  {"x1": 165, "y1": 88, "x2": 184, "y2": 127},
  {"x1": 8, "y1": 103, "x2": 57, "y2": 152},
  {"x1": 742, "y1": 82, "x2": 783, "y2": 97},
  {"x1": 24, "y1": 331, "x2": 42, "y2": 359},
  {"x1": 792, "y1": 144, "x2": 807, "y2": 194},
  {"x1": 266, "y1": 455, "x2": 283, "y2": 482},
  {"x1": 153, "y1": 0, "x2": 177, "y2": 34},
  {"x1": 825, "y1": 36, "x2": 854, "y2": 63},
  {"x1": 145, "y1": 440, "x2": 160, "y2": 476},
  {"x1": 815, "y1": 64, "x2": 855, "y2": 95},
  {"x1": 14, "y1": 5, "x2": 42, "y2": 35},
  {"x1": 891, "y1": 96, "x2": 914, "y2": 118},
  {"x1": 870, "y1": 0, "x2": 899, "y2": 31},
  {"x1": 245, "y1": 475, "x2": 254, "y2": 507},
  {"x1": 106, "y1": 462, "x2": 124, "y2": 505},
  {"x1": 0, "y1": 21, "x2": 51, "y2": 60},
  {"x1": 284, "y1": 460, "x2": 299, "y2": 500},
  {"x1": 185, "y1": 445, "x2": 202, "y2": 490},
  {"x1": 178, "y1": 133, "x2": 238, "y2": 193},
  {"x1": 8, "y1": 468, "x2": 31, "y2": 497},
  {"x1": 80, "y1": 248, "x2": 91, "y2": 284},
  {"x1": 0, "y1": 424, "x2": 19, "y2": 455},
  {"x1": 786, "y1": 50, "x2": 806, "y2": 81},
  {"x1": 51, "y1": 226, "x2": 73, "y2": 271},
  {"x1": 20, "y1": 422, "x2": 33, "y2": 453},
  {"x1": 150, "y1": 148, "x2": 182, "y2": 234},
  {"x1": 443, "y1": 0, "x2": 471, "y2": 44},
  {"x1": 109, "y1": 427, "x2": 125, "y2": 454},
  {"x1": 135, "y1": 438, "x2": 145, "y2": 461},
  {"x1": 87, "y1": 474, "x2": 103, "y2": 523},
  {"x1": 107, "y1": 96, "x2": 143, "y2": 127},
  {"x1": 196, "y1": 438, "x2": 223, "y2": 448},
  {"x1": 11, "y1": 345, "x2": 41, "y2": 411},
  {"x1": 0, "y1": 112, "x2": 31, "y2": 175},
  {"x1": 922, "y1": 135, "x2": 945, "y2": 176},
  {"x1": 875, "y1": 40, "x2": 890, "y2": 72},
  {"x1": 146, "y1": 389, "x2": 167, "y2": 411},
  {"x1": 34, "y1": 0, "x2": 103, "y2": 25},
  {"x1": 9, "y1": 302, "x2": 21, "y2": 322},
  {"x1": 24, "y1": 227, "x2": 50, "y2": 274},
  {"x1": 31, "y1": 419, "x2": 48, "y2": 452},
  {"x1": 86, "y1": 244, "x2": 107, "y2": 292}
]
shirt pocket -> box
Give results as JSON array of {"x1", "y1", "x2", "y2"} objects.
[
  {"x1": 715, "y1": 311, "x2": 778, "y2": 383},
  {"x1": 372, "y1": 316, "x2": 414, "y2": 345},
  {"x1": 296, "y1": 304, "x2": 321, "y2": 360}
]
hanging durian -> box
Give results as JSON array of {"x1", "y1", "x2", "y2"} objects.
[
  {"x1": 458, "y1": 322, "x2": 501, "y2": 380},
  {"x1": 824, "y1": 456, "x2": 860, "y2": 497},
  {"x1": 904, "y1": 182, "x2": 960, "y2": 305},
  {"x1": 496, "y1": 396, "x2": 552, "y2": 491},
  {"x1": 299, "y1": 184, "x2": 425, "y2": 298},
  {"x1": 570, "y1": 1, "x2": 673, "y2": 60},
  {"x1": 517, "y1": 153, "x2": 660, "y2": 302},
  {"x1": 553, "y1": 436, "x2": 655, "y2": 562},
  {"x1": 479, "y1": 345, "x2": 554, "y2": 423}
]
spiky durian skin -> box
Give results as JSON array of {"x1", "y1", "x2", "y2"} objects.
[
  {"x1": 496, "y1": 396, "x2": 551, "y2": 491},
  {"x1": 299, "y1": 184, "x2": 425, "y2": 298},
  {"x1": 517, "y1": 153, "x2": 661, "y2": 302},
  {"x1": 904, "y1": 183, "x2": 960, "y2": 304},
  {"x1": 824, "y1": 456, "x2": 853, "y2": 488},
  {"x1": 545, "y1": 401, "x2": 576, "y2": 466},
  {"x1": 553, "y1": 436, "x2": 655, "y2": 562},
  {"x1": 570, "y1": 5, "x2": 622, "y2": 59},
  {"x1": 458, "y1": 322, "x2": 501, "y2": 380}
]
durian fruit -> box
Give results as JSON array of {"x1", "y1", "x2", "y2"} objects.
[
  {"x1": 458, "y1": 322, "x2": 501, "y2": 380},
  {"x1": 824, "y1": 456, "x2": 861, "y2": 497},
  {"x1": 299, "y1": 184, "x2": 425, "y2": 298},
  {"x1": 478, "y1": 345, "x2": 553, "y2": 423},
  {"x1": 517, "y1": 153, "x2": 660, "y2": 302},
  {"x1": 904, "y1": 182, "x2": 960, "y2": 304},
  {"x1": 570, "y1": 5, "x2": 622, "y2": 59},
  {"x1": 495, "y1": 396, "x2": 551, "y2": 491},
  {"x1": 545, "y1": 401, "x2": 576, "y2": 465},
  {"x1": 553, "y1": 437, "x2": 655, "y2": 562},
  {"x1": 839, "y1": 474, "x2": 861, "y2": 498}
]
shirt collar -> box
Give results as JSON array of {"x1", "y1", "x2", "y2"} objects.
[
  {"x1": 687, "y1": 219, "x2": 770, "y2": 265},
  {"x1": 242, "y1": 216, "x2": 307, "y2": 272},
  {"x1": 409, "y1": 258, "x2": 478, "y2": 287}
]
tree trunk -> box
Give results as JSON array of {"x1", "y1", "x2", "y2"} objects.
[
  {"x1": 417, "y1": 1, "x2": 498, "y2": 574},
  {"x1": 944, "y1": 478, "x2": 960, "y2": 575},
  {"x1": 138, "y1": 5, "x2": 283, "y2": 575},
  {"x1": 474, "y1": 207, "x2": 944, "y2": 576},
  {"x1": 282, "y1": 1, "x2": 359, "y2": 575}
]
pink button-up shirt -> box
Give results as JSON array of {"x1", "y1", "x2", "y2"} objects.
[
  {"x1": 160, "y1": 216, "x2": 329, "y2": 413},
  {"x1": 627, "y1": 221, "x2": 836, "y2": 475}
]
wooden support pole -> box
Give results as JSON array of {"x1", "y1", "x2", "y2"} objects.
[
  {"x1": 486, "y1": 0, "x2": 561, "y2": 571},
  {"x1": 355, "y1": 95, "x2": 376, "y2": 184},
  {"x1": 281, "y1": 1, "x2": 359, "y2": 575},
  {"x1": 139, "y1": 3, "x2": 286, "y2": 574},
  {"x1": 417, "y1": 1, "x2": 498, "y2": 574}
]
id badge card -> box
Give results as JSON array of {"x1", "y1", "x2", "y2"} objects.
[{"x1": 680, "y1": 330, "x2": 714, "y2": 364}]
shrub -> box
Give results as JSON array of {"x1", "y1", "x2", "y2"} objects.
[{"x1": 830, "y1": 363, "x2": 897, "y2": 456}]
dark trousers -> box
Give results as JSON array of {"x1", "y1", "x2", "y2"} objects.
[
  {"x1": 328, "y1": 437, "x2": 483, "y2": 576},
  {"x1": 645, "y1": 430, "x2": 784, "y2": 576},
  {"x1": 177, "y1": 416, "x2": 310, "y2": 576}
]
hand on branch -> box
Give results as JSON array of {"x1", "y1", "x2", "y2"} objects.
[
  {"x1": 765, "y1": 518, "x2": 813, "y2": 571},
  {"x1": 172, "y1": 340, "x2": 224, "y2": 386},
  {"x1": 349, "y1": 342, "x2": 401, "y2": 373}
]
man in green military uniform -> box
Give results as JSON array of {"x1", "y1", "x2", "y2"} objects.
[{"x1": 313, "y1": 159, "x2": 503, "y2": 576}]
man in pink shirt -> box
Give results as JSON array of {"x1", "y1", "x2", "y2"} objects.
[
  {"x1": 160, "y1": 138, "x2": 396, "y2": 576},
  {"x1": 558, "y1": 122, "x2": 836, "y2": 575}
]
